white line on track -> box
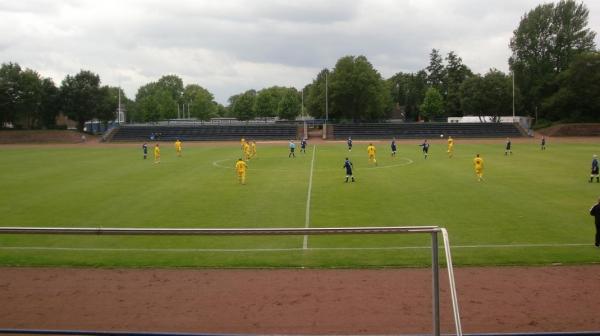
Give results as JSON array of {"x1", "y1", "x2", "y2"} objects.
[
  {"x1": 0, "y1": 243, "x2": 590, "y2": 253},
  {"x1": 303, "y1": 145, "x2": 317, "y2": 249}
]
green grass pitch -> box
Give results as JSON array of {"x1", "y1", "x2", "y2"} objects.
[{"x1": 0, "y1": 140, "x2": 599, "y2": 268}]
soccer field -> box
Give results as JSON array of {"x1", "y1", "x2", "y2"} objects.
[{"x1": 0, "y1": 140, "x2": 598, "y2": 268}]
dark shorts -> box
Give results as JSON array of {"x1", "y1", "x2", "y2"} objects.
[
  {"x1": 290, "y1": 148, "x2": 295, "y2": 152},
  {"x1": 592, "y1": 167, "x2": 599, "y2": 175},
  {"x1": 423, "y1": 147, "x2": 429, "y2": 153},
  {"x1": 506, "y1": 144, "x2": 511, "y2": 150},
  {"x1": 345, "y1": 169, "x2": 353, "y2": 175}
]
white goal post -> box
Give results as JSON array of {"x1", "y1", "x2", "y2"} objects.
[{"x1": 0, "y1": 226, "x2": 462, "y2": 336}]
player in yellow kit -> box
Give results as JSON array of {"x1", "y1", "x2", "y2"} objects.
[
  {"x1": 447, "y1": 136, "x2": 454, "y2": 158},
  {"x1": 240, "y1": 138, "x2": 245, "y2": 150},
  {"x1": 243, "y1": 141, "x2": 251, "y2": 161},
  {"x1": 473, "y1": 153, "x2": 484, "y2": 181},
  {"x1": 367, "y1": 143, "x2": 377, "y2": 166},
  {"x1": 153, "y1": 143, "x2": 160, "y2": 164},
  {"x1": 174, "y1": 139, "x2": 182, "y2": 157},
  {"x1": 235, "y1": 158, "x2": 248, "y2": 185},
  {"x1": 250, "y1": 141, "x2": 257, "y2": 159}
]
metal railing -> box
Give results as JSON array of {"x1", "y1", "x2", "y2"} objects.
[{"x1": 0, "y1": 226, "x2": 461, "y2": 336}]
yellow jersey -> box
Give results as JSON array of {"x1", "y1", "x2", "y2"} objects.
[
  {"x1": 367, "y1": 145, "x2": 376, "y2": 156},
  {"x1": 473, "y1": 157, "x2": 483, "y2": 169},
  {"x1": 448, "y1": 138, "x2": 454, "y2": 147},
  {"x1": 175, "y1": 140, "x2": 182, "y2": 151},
  {"x1": 236, "y1": 160, "x2": 247, "y2": 173}
]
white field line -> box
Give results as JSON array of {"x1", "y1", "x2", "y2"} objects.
[
  {"x1": 0, "y1": 243, "x2": 590, "y2": 253},
  {"x1": 303, "y1": 145, "x2": 317, "y2": 249}
]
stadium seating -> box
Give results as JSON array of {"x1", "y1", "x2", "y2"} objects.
[
  {"x1": 110, "y1": 125, "x2": 298, "y2": 141},
  {"x1": 332, "y1": 122, "x2": 524, "y2": 139}
]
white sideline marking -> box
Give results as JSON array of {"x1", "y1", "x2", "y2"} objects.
[
  {"x1": 303, "y1": 145, "x2": 317, "y2": 249},
  {"x1": 0, "y1": 243, "x2": 590, "y2": 253}
]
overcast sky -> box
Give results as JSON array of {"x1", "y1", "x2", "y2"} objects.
[{"x1": 1, "y1": 0, "x2": 599, "y2": 104}]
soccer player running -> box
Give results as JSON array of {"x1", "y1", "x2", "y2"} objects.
[
  {"x1": 347, "y1": 137, "x2": 353, "y2": 151},
  {"x1": 142, "y1": 142, "x2": 148, "y2": 160},
  {"x1": 367, "y1": 143, "x2": 377, "y2": 166},
  {"x1": 419, "y1": 139, "x2": 430, "y2": 159},
  {"x1": 343, "y1": 157, "x2": 355, "y2": 182},
  {"x1": 473, "y1": 154, "x2": 484, "y2": 182},
  {"x1": 504, "y1": 138, "x2": 512, "y2": 156},
  {"x1": 153, "y1": 143, "x2": 160, "y2": 164},
  {"x1": 590, "y1": 155, "x2": 599, "y2": 183},
  {"x1": 175, "y1": 139, "x2": 183, "y2": 157},
  {"x1": 235, "y1": 158, "x2": 248, "y2": 185},
  {"x1": 300, "y1": 138, "x2": 307, "y2": 153},
  {"x1": 390, "y1": 138, "x2": 397, "y2": 157},
  {"x1": 288, "y1": 140, "x2": 296, "y2": 158},
  {"x1": 447, "y1": 136, "x2": 454, "y2": 158}
]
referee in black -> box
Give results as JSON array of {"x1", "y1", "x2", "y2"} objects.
[{"x1": 589, "y1": 197, "x2": 600, "y2": 248}]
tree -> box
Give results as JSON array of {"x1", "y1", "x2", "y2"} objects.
[
  {"x1": 304, "y1": 69, "x2": 329, "y2": 119},
  {"x1": 134, "y1": 81, "x2": 177, "y2": 122},
  {"x1": 277, "y1": 89, "x2": 301, "y2": 120},
  {"x1": 0, "y1": 63, "x2": 23, "y2": 127},
  {"x1": 183, "y1": 84, "x2": 218, "y2": 120},
  {"x1": 255, "y1": 86, "x2": 288, "y2": 118},
  {"x1": 460, "y1": 69, "x2": 519, "y2": 119},
  {"x1": 16, "y1": 69, "x2": 44, "y2": 129},
  {"x1": 459, "y1": 75, "x2": 485, "y2": 116},
  {"x1": 39, "y1": 78, "x2": 60, "y2": 128},
  {"x1": 509, "y1": 0, "x2": 596, "y2": 117},
  {"x1": 329, "y1": 55, "x2": 392, "y2": 121},
  {"x1": 444, "y1": 51, "x2": 473, "y2": 116},
  {"x1": 230, "y1": 90, "x2": 256, "y2": 120},
  {"x1": 426, "y1": 49, "x2": 445, "y2": 90},
  {"x1": 420, "y1": 87, "x2": 444, "y2": 120},
  {"x1": 157, "y1": 75, "x2": 184, "y2": 102},
  {"x1": 387, "y1": 71, "x2": 428, "y2": 121},
  {"x1": 542, "y1": 52, "x2": 600, "y2": 121},
  {"x1": 59, "y1": 70, "x2": 113, "y2": 131}
]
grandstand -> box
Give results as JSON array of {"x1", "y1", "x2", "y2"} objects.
[
  {"x1": 332, "y1": 122, "x2": 524, "y2": 139},
  {"x1": 108, "y1": 122, "x2": 525, "y2": 142},
  {"x1": 110, "y1": 124, "x2": 298, "y2": 141}
]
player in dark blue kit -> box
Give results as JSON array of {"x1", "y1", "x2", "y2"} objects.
[
  {"x1": 142, "y1": 142, "x2": 148, "y2": 159},
  {"x1": 390, "y1": 138, "x2": 397, "y2": 157},
  {"x1": 541, "y1": 136, "x2": 546, "y2": 150},
  {"x1": 505, "y1": 138, "x2": 512, "y2": 156},
  {"x1": 300, "y1": 138, "x2": 307, "y2": 153},
  {"x1": 419, "y1": 139, "x2": 429, "y2": 159},
  {"x1": 347, "y1": 137, "x2": 353, "y2": 151},
  {"x1": 590, "y1": 155, "x2": 599, "y2": 183},
  {"x1": 343, "y1": 157, "x2": 355, "y2": 182}
]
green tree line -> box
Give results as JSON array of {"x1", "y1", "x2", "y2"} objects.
[{"x1": 1, "y1": 0, "x2": 598, "y2": 128}]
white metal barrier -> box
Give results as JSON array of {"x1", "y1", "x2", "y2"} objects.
[{"x1": 0, "y1": 226, "x2": 462, "y2": 336}]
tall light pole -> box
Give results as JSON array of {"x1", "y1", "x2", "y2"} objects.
[
  {"x1": 302, "y1": 89, "x2": 307, "y2": 139},
  {"x1": 512, "y1": 71, "x2": 516, "y2": 119},
  {"x1": 323, "y1": 70, "x2": 329, "y2": 139}
]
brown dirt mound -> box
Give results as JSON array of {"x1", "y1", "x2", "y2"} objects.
[
  {"x1": 537, "y1": 123, "x2": 600, "y2": 137},
  {"x1": 1, "y1": 265, "x2": 599, "y2": 335},
  {"x1": 0, "y1": 130, "x2": 98, "y2": 144}
]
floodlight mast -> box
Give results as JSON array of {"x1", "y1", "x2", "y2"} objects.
[{"x1": 323, "y1": 70, "x2": 329, "y2": 139}]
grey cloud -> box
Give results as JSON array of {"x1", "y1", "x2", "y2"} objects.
[{"x1": 2, "y1": 0, "x2": 599, "y2": 104}]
